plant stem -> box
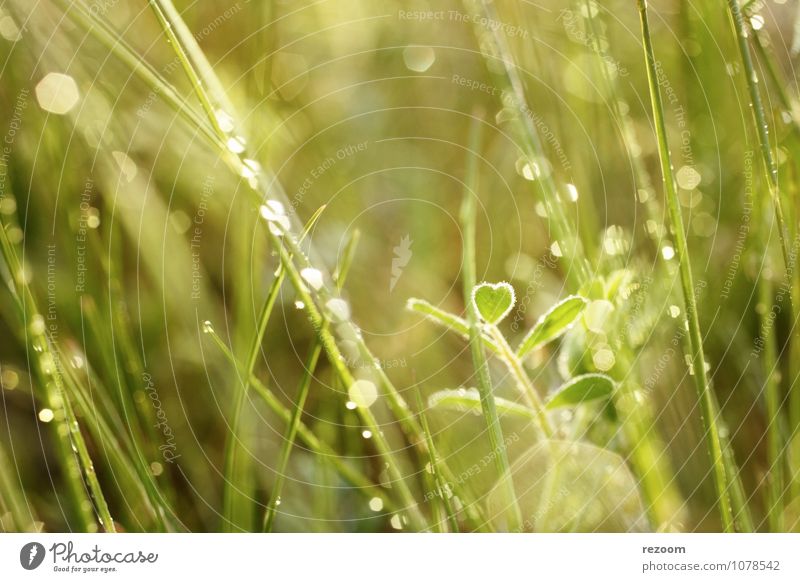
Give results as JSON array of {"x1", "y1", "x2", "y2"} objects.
[
  {"x1": 486, "y1": 325, "x2": 552, "y2": 438},
  {"x1": 636, "y1": 0, "x2": 734, "y2": 532}
]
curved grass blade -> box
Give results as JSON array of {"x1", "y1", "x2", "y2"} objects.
[{"x1": 636, "y1": 0, "x2": 734, "y2": 532}]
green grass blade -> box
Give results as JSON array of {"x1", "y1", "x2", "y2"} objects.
[
  {"x1": 459, "y1": 113, "x2": 522, "y2": 531},
  {"x1": 636, "y1": 0, "x2": 734, "y2": 532}
]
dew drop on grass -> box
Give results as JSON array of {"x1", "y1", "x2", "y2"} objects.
[
  {"x1": 294, "y1": 300, "x2": 305, "y2": 310},
  {"x1": 516, "y1": 158, "x2": 539, "y2": 181},
  {"x1": 150, "y1": 461, "x2": 164, "y2": 476},
  {"x1": 668, "y1": 305, "x2": 681, "y2": 318},
  {"x1": 215, "y1": 109, "x2": 235, "y2": 133},
  {"x1": 345, "y1": 400, "x2": 357, "y2": 410},
  {"x1": 202, "y1": 320, "x2": 214, "y2": 334},
  {"x1": 402, "y1": 46, "x2": 435, "y2": 72},
  {"x1": 348, "y1": 379, "x2": 378, "y2": 409},
  {"x1": 550, "y1": 241, "x2": 562, "y2": 257},
  {"x1": 29, "y1": 314, "x2": 45, "y2": 336},
  {"x1": 362, "y1": 430, "x2": 372, "y2": 439},
  {"x1": 566, "y1": 183, "x2": 579, "y2": 202},
  {"x1": 226, "y1": 136, "x2": 246, "y2": 154},
  {"x1": 38, "y1": 408, "x2": 54, "y2": 423},
  {"x1": 390, "y1": 514, "x2": 403, "y2": 530},
  {"x1": 368, "y1": 497, "x2": 383, "y2": 512},
  {"x1": 661, "y1": 245, "x2": 675, "y2": 261},
  {"x1": 300, "y1": 267, "x2": 324, "y2": 291},
  {"x1": 750, "y1": 14, "x2": 765, "y2": 30},
  {"x1": 326, "y1": 298, "x2": 350, "y2": 321}
]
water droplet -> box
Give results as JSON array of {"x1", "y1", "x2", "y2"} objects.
[
  {"x1": 517, "y1": 158, "x2": 539, "y2": 181},
  {"x1": 226, "y1": 136, "x2": 246, "y2": 154},
  {"x1": 326, "y1": 298, "x2": 350, "y2": 321},
  {"x1": 661, "y1": 245, "x2": 675, "y2": 261},
  {"x1": 550, "y1": 241, "x2": 562, "y2": 257},
  {"x1": 345, "y1": 400, "x2": 357, "y2": 410},
  {"x1": 202, "y1": 320, "x2": 214, "y2": 334},
  {"x1": 150, "y1": 461, "x2": 164, "y2": 476},
  {"x1": 566, "y1": 183, "x2": 579, "y2": 202},
  {"x1": 215, "y1": 109, "x2": 235, "y2": 133},
  {"x1": 294, "y1": 300, "x2": 305, "y2": 310},
  {"x1": 29, "y1": 314, "x2": 46, "y2": 336},
  {"x1": 300, "y1": 267, "x2": 324, "y2": 291},
  {"x1": 668, "y1": 305, "x2": 681, "y2": 318},
  {"x1": 348, "y1": 379, "x2": 378, "y2": 409},
  {"x1": 750, "y1": 14, "x2": 765, "y2": 30},
  {"x1": 368, "y1": 497, "x2": 383, "y2": 512},
  {"x1": 362, "y1": 429, "x2": 372, "y2": 439},
  {"x1": 390, "y1": 514, "x2": 403, "y2": 530},
  {"x1": 38, "y1": 408, "x2": 54, "y2": 423}
]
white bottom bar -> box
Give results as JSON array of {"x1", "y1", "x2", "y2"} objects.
[{"x1": 1, "y1": 534, "x2": 798, "y2": 581}]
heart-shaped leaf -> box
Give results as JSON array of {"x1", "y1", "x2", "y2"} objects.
[
  {"x1": 517, "y1": 295, "x2": 588, "y2": 358},
  {"x1": 471, "y1": 282, "x2": 515, "y2": 324},
  {"x1": 545, "y1": 373, "x2": 616, "y2": 409}
]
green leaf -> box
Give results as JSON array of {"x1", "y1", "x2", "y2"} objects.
[
  {"x1": 471, "y1": 282, "x2": 515, "y2": 324},
  {"x1": 516, "y1": 295, "x2": 587, "y2": 358},
  {"x1": 428, "y1": 388, "x2": 538, "y2": 421},
  {"x1": 545, "y1": 373, "x2": 616, "y2": 409}
]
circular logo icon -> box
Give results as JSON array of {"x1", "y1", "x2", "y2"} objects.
[{"x1": 19, "y1": 542, "x2": 45, "y2": 570}]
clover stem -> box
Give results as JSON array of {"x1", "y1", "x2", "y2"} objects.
[{"x1": 487, "y1": 325, "x2": 553, "y2": 439}]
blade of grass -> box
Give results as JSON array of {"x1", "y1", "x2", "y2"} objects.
[
  {"x1": 262, "y1": 228, "x2": 359, "y2": 532},
  {"x1": 636, "y1": 0, "x2": 734, "y2": 532},
  {"x1": 0, "y1": 218, "x2": 114, "y2": 532},
  {"x1": 202, "y1": 326, "x2": 393, "y2": 512},
  {"x1": 466, "y1": 0, "x2": 592, "y2": 288},
  {"x1": 460, "y1": 112, "x2": 522, "y2": 531},
  {"x1": 262, "y1": 343, "x2": 322, "y2": 532},
  {"x1": 414, "y1": 389, "x2": 458, "y2": 532},
  {"x1": 223, "y1": 206, "x2": 326, "y2": 531}
]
